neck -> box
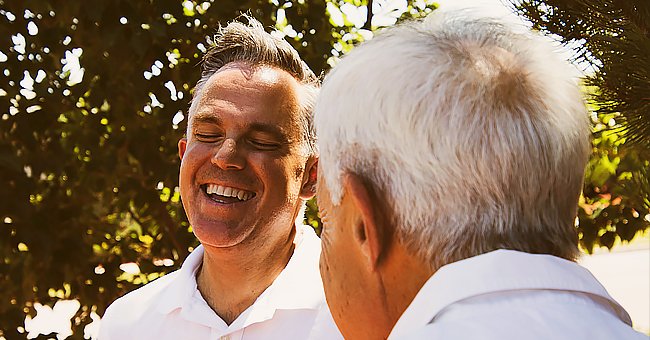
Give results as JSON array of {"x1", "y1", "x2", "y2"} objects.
[
  {"x1": 197, "y1": 225, "x2": 299, "y2": 324},
  {"x1": 380, "y1": 241, "x2": 434, "y2": 337}
]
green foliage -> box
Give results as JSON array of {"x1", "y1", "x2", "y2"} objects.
[
  {"x1": 579, "y1": 98, "x2": 650, "y2": 252},
  {"x1": 3, "y1": 0, "x2": 645, "y2": 337},
  {"x1": 0, "y1": 0, "x2": 436, "y2": 338},
  {"x1": 508, "y1": 0, "x2": 650, "y2": 252},
  {"x1": 509, "y1": 0, "x2": 650, "y2": 147}
]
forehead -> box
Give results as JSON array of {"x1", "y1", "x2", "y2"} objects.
[{"x1": 191, "y1": 64, "x2": 302, "y2": 128}]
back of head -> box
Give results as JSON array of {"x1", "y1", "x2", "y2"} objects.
[
  {"x1": 315, "y1": 10, "x2": 590, "y2": 270},
  {"x1": 190, "y1": 15, "x2": 320, "y2": 156}
]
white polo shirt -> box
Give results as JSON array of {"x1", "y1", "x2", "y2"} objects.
[
  {"x1": 99, "y1": 225, "x2": 342, "y2": 340},
  {"x1": 389, "y1": 249, "x2": 646, "y2": 340}
]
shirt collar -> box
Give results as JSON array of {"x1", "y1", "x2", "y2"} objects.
[
  {"x1": 389, "y1": 249, "x2": 632, "y2": 339},
  {"x1": 154, "y1": 225, "x2": 325, "y2": 328},
  {"x1": 154, "y1": 242, "x2": 205, "y2": 315}
]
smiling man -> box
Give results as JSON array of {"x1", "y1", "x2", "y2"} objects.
[{"x1": 99, "y1": 17, "x2": 340, "y2": 340}]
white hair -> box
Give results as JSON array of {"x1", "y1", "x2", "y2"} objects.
[{"x1": 315, "y1": 10, "x2": 590, "y2": 270}]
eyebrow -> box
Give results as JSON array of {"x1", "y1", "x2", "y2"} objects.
[
  {"x1": 192, "y1": 114, "x2": 222, "y2": 126},
  {"x1": 248, "y1": 122, "x2": 290, "y2": 142}
]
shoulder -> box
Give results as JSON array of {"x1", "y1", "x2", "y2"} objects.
[
  {"x1": 307, "y1": 302, "x2": 344, "y2": 340},
  {"x1": 404, "y1": 291, "x2": 647, "y2": 340},
  {"x1": 100, "y1": 246, "x2": 204, "y2": 329},
  {"x1": 99, "y1": 271, "x2": 180, "y2": 337},
  {"x1": 106, "y1": 270, "x2": 180, "y2": 313},
  {"x1": 409, "y1": 319, "x2": 647, "y2": 340}
]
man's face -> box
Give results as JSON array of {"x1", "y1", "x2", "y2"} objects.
[
  {"x1": 178, "y1": 63, "x2": 315, "y2": 248},
  {"x1": 318, "y1": 177, "x2": 383, "y2": 339}
]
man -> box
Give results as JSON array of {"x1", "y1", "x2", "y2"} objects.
[
  {"x1": 314, "y1": 9, "x2": 646, "y2": 340},
  {"x1": 100, "y1": 17, "x2": 340, "y2": 339}
]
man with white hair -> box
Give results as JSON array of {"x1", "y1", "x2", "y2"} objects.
[{"x1": 315, "y1": 10, "x2": 646, "y2": 339}]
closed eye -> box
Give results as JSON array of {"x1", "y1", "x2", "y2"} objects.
[
  {"x1": 195, "y1": 133, "x2": 224, "y2": 143},
  {"x1": 249, "y1": 139, "x2": 281, "y2": 150}
]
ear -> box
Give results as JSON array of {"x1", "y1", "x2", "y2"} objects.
[
  {"x1": 299, "y1": 157, "x2": 318, "y2": 199},
  {"x1": 178, "y1": 138, "x2": 187, "y2": 160},
  {"x1": 342, "y1": 173, "x2": 386, "y2": 271}
]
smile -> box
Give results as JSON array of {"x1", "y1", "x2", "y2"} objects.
[{"x1": 202, "y1": 184, "x2": 255, "y2": 203}]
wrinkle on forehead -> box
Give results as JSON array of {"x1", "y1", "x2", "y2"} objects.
[
  {"x1": 188, "y1": 62, "x2": 299, "y2": 130},
  {"x1": 188, "y1": 62, "x2": 303, "y2": 140},
  {"x1": 200, "y1": 63, "x2": 299, "y2": 102}
]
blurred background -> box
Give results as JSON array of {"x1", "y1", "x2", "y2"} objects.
[{"x1": 1, "y1": 0, "x2": 648, "y2": 338}]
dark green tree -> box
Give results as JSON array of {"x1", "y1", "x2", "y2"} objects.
[
  {"x1": 508, "y1": 0, "x2": 650, "y2": 252},
  {"x1": 4, "y1": 0, "x2": 645, "y2": 337},
  {"x1": 0, "y1": 0, "x2": 436, "y2": 338},
  {"x1": 510, "y1": 0, "x2": 650, "y2": 146}
]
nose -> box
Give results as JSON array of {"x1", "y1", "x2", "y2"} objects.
[{"x1": 211, "y1": 138, "x2": 245, "y2": 170}]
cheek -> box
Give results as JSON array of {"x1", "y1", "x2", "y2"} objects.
[
  {"x1": 319, "y1": 227, "x2": 352, "y2": 303},
  {"x1": 179, "y1": 145, "x2": 207, "y2": 175},
  {"x1": 178, "y1": 160, "x2": 192, "y2": 194},
  {"x1": 319, "y1": 229, "x2": 340, "y2": 293},
  {"x1": 256, "y1": 157, "x2": 306, "y2": 197},
  {"x1": 319, "y1": 229, "x2": 334, "y2": 282},
  {"x1": 319, "y1": 235, "x2": 348, "y2": 331},
  {"x1": 179, "y1": 159, "x2": 199, "y2": 191}
]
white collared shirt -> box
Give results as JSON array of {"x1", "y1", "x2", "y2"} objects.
[
  {"x1": 99, "y1": 225, "x2": 342, "y2": 340},
  {"x1": 389, "y1": 249, "x2": 646, "y2": 340}
]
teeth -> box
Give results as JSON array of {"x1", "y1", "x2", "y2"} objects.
[{"x1": 205, "y1": 184, "x2": 253, "y2": 201}]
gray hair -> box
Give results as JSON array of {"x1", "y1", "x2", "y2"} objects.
[
  {"x1": 189, "y1": 15, "x2": 319, "y2": 156},
  {"x1": 315, "y1": 10, "x2": 590, "y2": 270}
]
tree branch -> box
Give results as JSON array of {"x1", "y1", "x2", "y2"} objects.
[
  {"x1": 130, "y1": 204, "x2": 188, "y2": 260},
  {"x1": 128, "y1": 206, "x2": 146, "y2": 229},
  {"x1": 364, "y1": 0, "x2": 374, "y2": 30},
  {"x1": 154, "y1": 203, "x2": 189, "y2": 260}
]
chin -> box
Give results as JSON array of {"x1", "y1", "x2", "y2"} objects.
[{"x1": 191, "y1": 219, "x2": 254, "y2": 248}]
